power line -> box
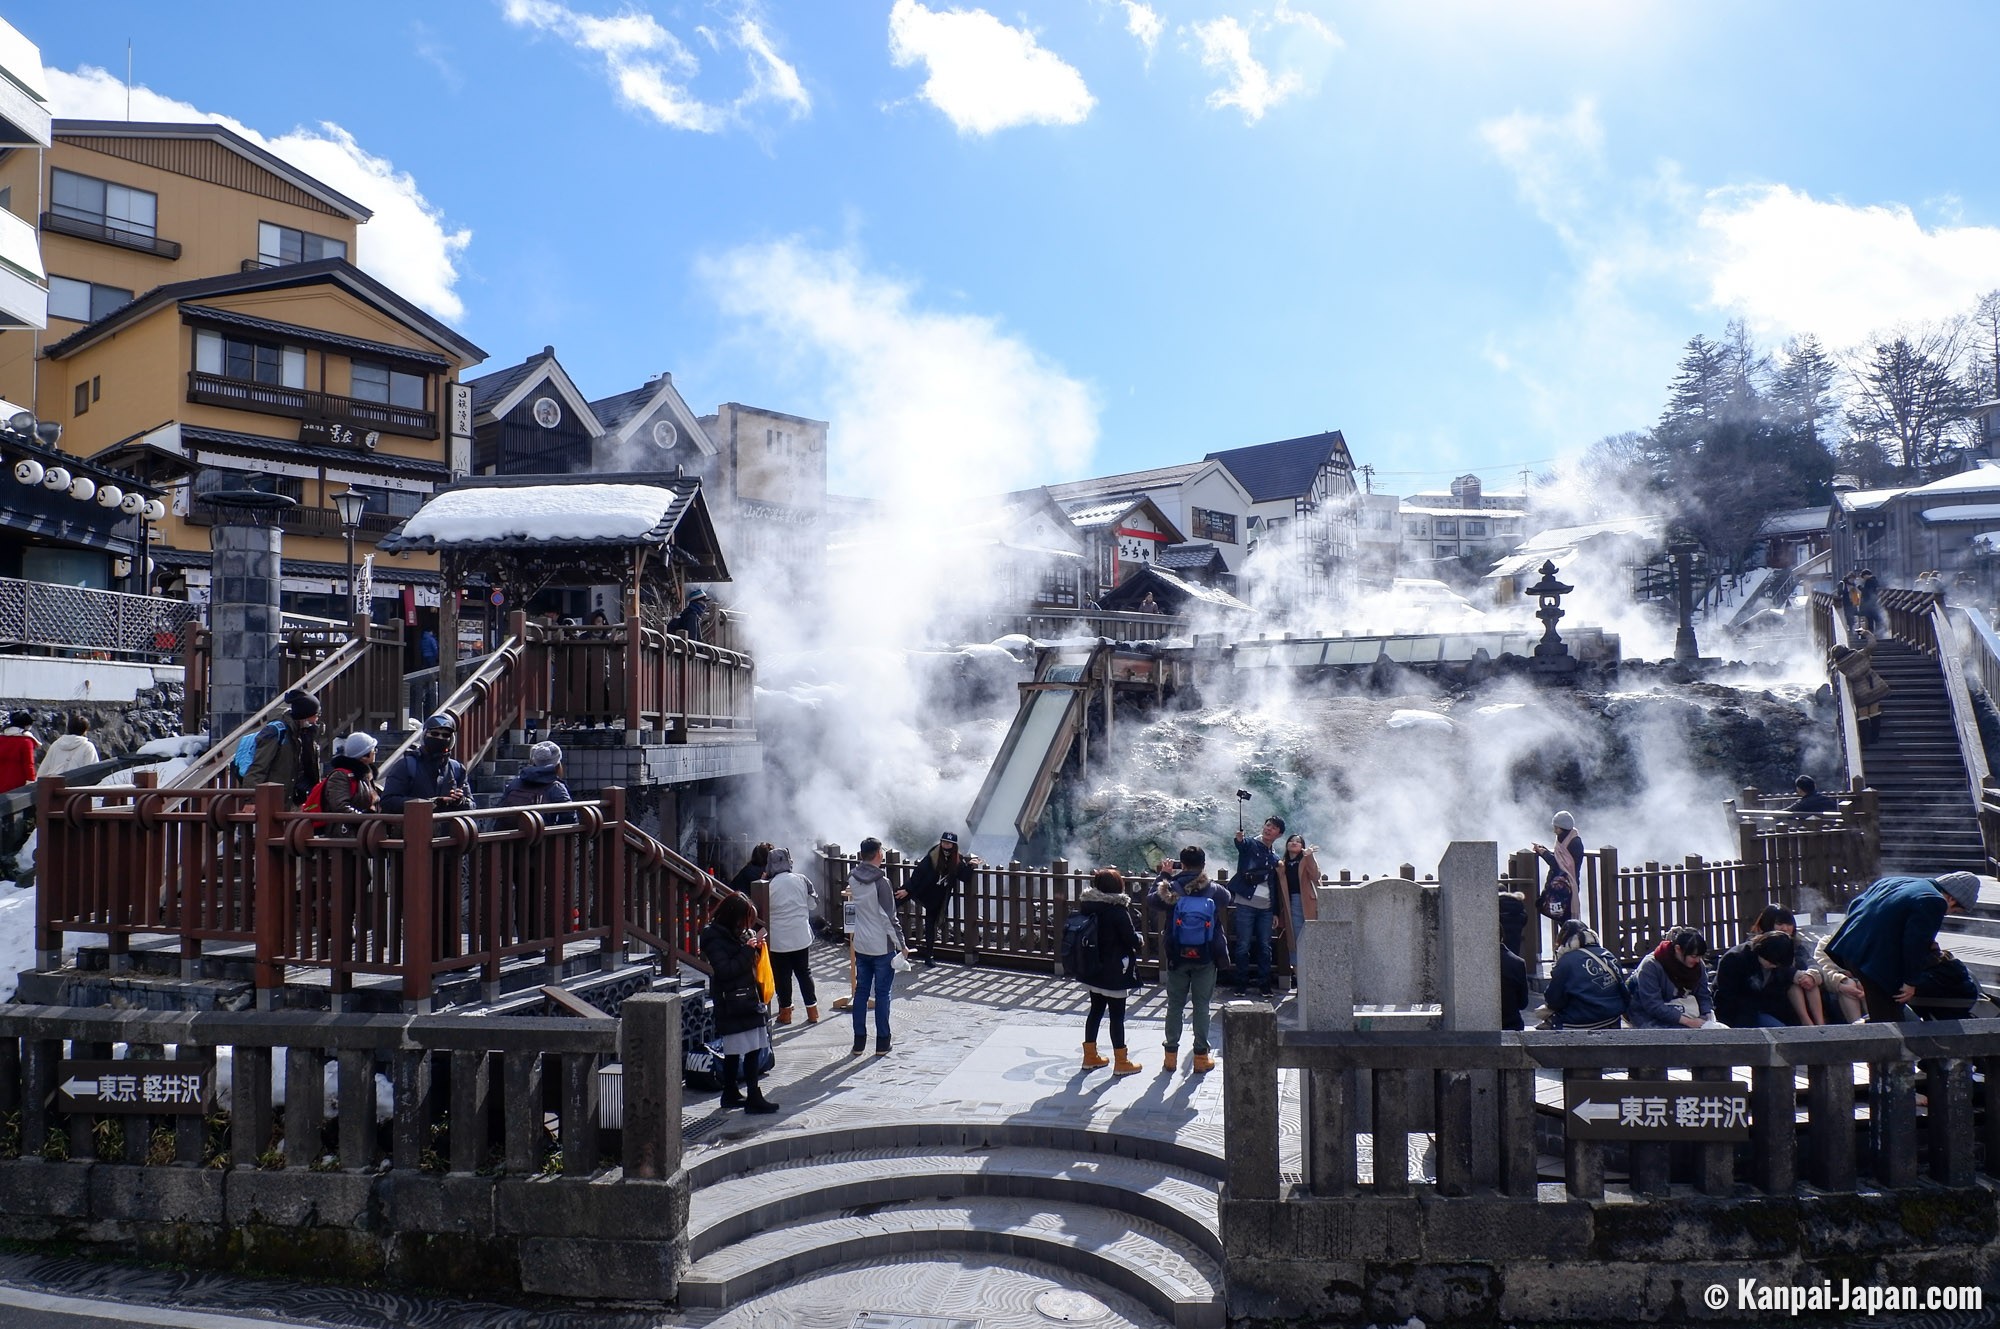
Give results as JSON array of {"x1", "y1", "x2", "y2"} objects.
[{"x1": 1365, "y1": 457, "x2": 1559, "y2": 479}]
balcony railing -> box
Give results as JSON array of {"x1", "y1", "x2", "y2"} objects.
[
  {"x1": 184, "y1": 501, "x2": 406, "y2": 541},
  {"x1": 42, "y1": 211, "x2": 182, "y2": 260},
  {"x1": 186, "y1": 370, "x2": 437, "y2": 439},
  {"x1": 0, "y1": 576, "x2": 199, "y2": 659}
]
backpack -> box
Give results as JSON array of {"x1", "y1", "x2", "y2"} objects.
[
  {"x1": 498, "y1": 779, "x2": 552, "y2": 808},
  {"x1": 298, "y1": 777, "x2": 330, "y2": 831},
  {"x1": 233, "y1": 722, "x2": 284, "y2": 778},
  {"x1": 1170, "y1": 892, "x2": 1218, "y2": 964},
  {"x1": 1060, "y1": 911, "x2": 1102, "y2": 983},
  {"x1": 1537, "y1": 875, "x2": 1574, "y2": 922}
]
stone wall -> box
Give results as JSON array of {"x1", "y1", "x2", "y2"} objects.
[
  {"x1": 0, "y1": 1161, "x2": 690, "y2": 1302},
  {"x1": 1223, "y1": 1186, "x2": 2000, "y2": 1324},
  {"x1": 0, "y1": 686, "x2": 186, "y2": 758}
]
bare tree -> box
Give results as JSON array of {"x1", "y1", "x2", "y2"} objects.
[
  {"x1": 1970, "y1": 289, "x2": 2000, "y2": 400},
  {"x1": 1843, "y1": 320, "x2": 1979, "y2": 476}
]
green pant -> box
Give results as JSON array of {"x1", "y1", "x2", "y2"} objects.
[{"x1": 1163, "y1": 962, "x2": 1217, "y2": 1053}]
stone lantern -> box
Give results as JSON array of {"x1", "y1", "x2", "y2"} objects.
[
  {"x1": 1525, "y1": 559, "x2": 1577, "y2": 678},
  {"x1": 1670, "y1": 537, "x2": 1701, "y2": 665}
]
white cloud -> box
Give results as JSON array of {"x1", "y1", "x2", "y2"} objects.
[
  {"x1": 1696, "y1": 186, "x2": 2000, "y2": 348},
  {"x1": 1475, "y1": 98, "x2": 1604, "y2": 244},
  {"x1": 887, "y1": 0, "x2": 1095, "y2": 135},
  {"x1": 1119, "y1": 1, "x2": 1165, "y2": 58},
  {"x1": 1189, "y1": 4, "x2": 1339, "y2": 124},
  {"x1": 44, "y1": 67, "x2": 470, "y2": 321},
  {"x1": 501, "y1": 0, "x2": 809, "y2": 133},
  {"x1": 699, "y1": 239, "x2": 1097, "y2": 502}
]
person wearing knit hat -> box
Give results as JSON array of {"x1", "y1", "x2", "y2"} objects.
[
  {"x1": 247, "y1": 691, "x2": 322, "y2": 809},
  {"x1": 1826, "y1": 873, "x2": 1975, "y2": 1022},
  {"x1": 320, "y1": 729, "x2": 380, "y2": 826},
  {"x1": 499, "y1": 738, "x2": 571, "y2": 810},
  {"x1": 1531, "y1": 810, "x2": 1586, "y2": 928}
]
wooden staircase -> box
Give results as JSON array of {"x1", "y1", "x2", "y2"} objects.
[{"x1": 1859, "y1": 638, "x2": 1986, "y2": 873}]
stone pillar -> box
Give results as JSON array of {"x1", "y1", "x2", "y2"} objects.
[
  {"x1": 1437, "y1": 840, "x2": 1502, "y2": 1188},
  {"x1": 1298, "y1": 897, "x2": 1356, "y2": 1194},
  {"x1": 208, "y1": 518, "x2": 284, "y2": 741}
]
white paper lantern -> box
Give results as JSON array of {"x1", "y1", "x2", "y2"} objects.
[
  {"x1": 94, "y1": 483, "x2": 122, "y2": 507},
  {"x1": 42, "y1": 466, "x2": 70, "y2": 491},
  {"x1": 143, "y1": 499, "x2": 166, "y2": 521},
  {"x1": 120, "y1": 491, "x2": 145, "y2": 516},
  {"x1": 12, "y1": 459, "x2": 42, "y2": 486},
  {"x1": 67, "y1": 477, "x2": 95, "y2": 502}
]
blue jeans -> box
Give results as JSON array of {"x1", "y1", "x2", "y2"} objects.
[
  {"x1": 1232, "y1": 905, "x2": 1273, "y2": 991},
  {"x1": 1753, "y1": 1012, "x2": 1788, "y2": 1029},
  {"x1": 852, "y1": 951, "x2": 895, "y2": 1043}
]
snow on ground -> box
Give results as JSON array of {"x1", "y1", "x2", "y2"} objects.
[
  {"x1": 0, "y1": 883, "x2": 32, "y2": 1002},
  {"x1": 94, "y1": 756, "x2": 193, "y2": 786},
  {"x1": 138, "y1": 734, "x2": 206, "y2": 757},
  {"x1": 1386, "y1": 709, "x2": 1454, "y2": 731}
]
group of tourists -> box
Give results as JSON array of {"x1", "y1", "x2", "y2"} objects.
[
  {"x1": 0, "y1": 710, "x2": 100, "y2": 795},
  {"x1": 1531, "y1": 872, "x2": 1982, "y2": 1030}
]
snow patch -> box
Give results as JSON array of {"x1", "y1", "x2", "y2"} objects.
[
  {"x1": 138, "y1": 734, "x2": 207, "y2": 758},
  {"x1": 1386, "y1": 709, "x2": 1453, "y2": 731}
]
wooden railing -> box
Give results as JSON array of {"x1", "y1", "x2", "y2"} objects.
[
  {"x1": 174, "y1": 616, "x2": 403, "y2": 789},
  {"x1": 379, "y1": 633, "x2": 534, "y2": 775},
  {"x1": 186, "y1": 370, "x2": 437, "y2": 439},
  {"x1": 1811, "y1": 589, "x2": 1867, "y2": 788},
  {"x1": 541, "y1": 619, "x2": 754, "y2": 737},
  {"x1": 36, "y1": 775, "x2": 720, "y2": 1006},
  {"x1": 1225, "y1": 1006, "x2": 2000, "y2": 1203}
]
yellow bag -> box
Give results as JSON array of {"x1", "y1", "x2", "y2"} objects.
[{"x1": 753, "y1": 944, "x2": 776, "y2": 1005}]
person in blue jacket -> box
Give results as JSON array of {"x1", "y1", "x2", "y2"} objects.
[
  {"x1": 1625, "y1": 927, "x2": 1712, "y2": 1029},
  {"x1": 1825, "y1": 872, "x2": 1974, "y2": 1022},
  {"x1": 1544, "y1": 920, "x2": 1627, "y2": 1029}
]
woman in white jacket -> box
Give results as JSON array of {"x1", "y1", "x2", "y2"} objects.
[
  {"x1": 763, "y1": 847, "x2": 819, "y2": 1025},
  {"x1": 39, "y1": 715, "x2": 98, "y2": 778}
]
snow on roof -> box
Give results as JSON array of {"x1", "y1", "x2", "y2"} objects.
[
  {"x1": 1516, "y1": 515, "x2": 1663, "y2": 551},
  {"x1": 1400, "y1": 506, "x2": 1528, "y2": 519},
  {"x1": 395, "y1": 482, "x2": 691, "y2": 547},
  {"x1": 1757, "y1": 506, "x2": 1831, "y2": 535},
  {"x1": 1922, "y1": 504, "x2": 2000, "y2": 524},
  {"x1": 1062, "y1": 498, "x2": 1142, "y2": 528},
  {"x1": 1143, "y1": 565, "x2": 1252, "y2": 612},
  {"x1": 1909, "y1": 461, "x2": 2000, "y2": 498},
  {"x1": 1972, "y1": 531, "x2": 2000, "y2": 553},
  {"x1": 1486, "y1": 548, "x2": 1573, "y2": 579},
  {"x1": 1837, "y1": 486, "x2": 1907, "y2": 512}
]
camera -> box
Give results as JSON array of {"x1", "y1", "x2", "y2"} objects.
[{"x1": 1235, "y1": 789, "x2": 1251, "y2": 802}]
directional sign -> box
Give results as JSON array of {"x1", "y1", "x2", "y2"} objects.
[
  {"x1": 1563, "y1": 1079, "x2": 1750, "y2": 1141},
  {"x1": 56, "y1": 1060, "x2": 211, "y2": 1116}
]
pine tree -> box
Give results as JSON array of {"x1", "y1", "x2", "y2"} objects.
[{"x1": 1772, "y1": 334, "x2": 1839, "y2": 448}]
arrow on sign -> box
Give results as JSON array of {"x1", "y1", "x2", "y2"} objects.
[
  {"x1": 1571, "y1": 1100, "x2": 1620, "y2": 1123},
  {"x1": 60, "y1": 1077, "x2": 98, "y2": 1097}
]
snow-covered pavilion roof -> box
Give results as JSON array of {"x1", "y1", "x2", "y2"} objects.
[{"x1": 387, "y1": 479, "x2": 701, "y2": 549}]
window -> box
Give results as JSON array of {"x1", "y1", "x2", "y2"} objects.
[
  {"x1": 1434, "y1": 519, "x2": 1457, "y2": 536},
  {"x1": 1191, "y1": 507, "x2": 1237, "y2": 544},
  {"x1": 75, "y1": 381, "x2": 89, "y2": 416},
  {"x1": 1436, "y1": 544, "x2": 1455, "y2": 559},
  {"x1": 52, "y1": 169, "x2": 157, "y2": 239},
  {"x1": 350, "y1": 360, "x2": 426, "y2": 409},
  {"x1": 348, "y1": 484, "x2": 424, "y2": 520},
  {"x1": 194, "y1": 466, "x2": 305, "y2": 505},
  {"x1": 1404, "y1": 520, "x2": 1426, "y2": 537},
  {"x1": 257, "y1": 221, "x2": 346, "y2": 267},
  {"x1": 1464, "y1": 520, "x2": 1488, "y2": 537},
  {"x1": 48, "y1": 275, "x2": 133, "y2": 322},
  {"x1": 196, "y1": 329, "x2": 306, "y2": 388}
]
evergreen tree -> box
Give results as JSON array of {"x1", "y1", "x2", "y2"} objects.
[
  {"x1": 1772, "y1": 334, "x2": 1839, "y2": 448},
  {"x1": 1844, "y1": 323, "x2": 1978, "y2": 477}
]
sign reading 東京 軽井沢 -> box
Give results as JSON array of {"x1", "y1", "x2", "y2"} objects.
[
  {"x1": 56, "y1": 1060, "x2": 212, "y2": 1115},
  {"x1": 1563, "y1": 1079, "x2": 1751, "y2": 1141}
]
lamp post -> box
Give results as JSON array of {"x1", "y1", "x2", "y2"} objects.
[{"x1": 333, "y1": 488, "x2": 368, "y2": 619}]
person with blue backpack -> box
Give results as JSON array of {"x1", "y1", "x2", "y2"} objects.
[
  {"x1": 1149, "y1": 845, "x2": 1231, "y2": 1075},
  {"x1": 1065, "y1": 867, "x2": 1144, "y2": 1076},
  {"x1": 241, "y1": 691, "x2": 322, "y2": 808},
  {"x1": 1229, "y1": 816, "x2": 1284, "y2": 998},
  {"x1": 380, "y1": 713, "x2": 472, "y2": 813}
]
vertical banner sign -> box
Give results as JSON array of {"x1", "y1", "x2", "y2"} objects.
[{"x1": 449, "y1": 382, "x2": 473, "y2": 477}]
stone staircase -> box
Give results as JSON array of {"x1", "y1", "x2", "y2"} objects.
[
  {"x1": 679, "y1": 1122, "x2": 1226, "y2": 1328},
  {"x1": 1859, "y1": 639, "x2": 1985, "y2": 874}
]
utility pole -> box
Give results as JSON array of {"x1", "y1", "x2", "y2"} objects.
[{"x1": 1357, "y1": 464, "x2": 1375, "y2": 494}]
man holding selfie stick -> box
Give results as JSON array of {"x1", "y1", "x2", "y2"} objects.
[{"x1": 1231, "y1": 800, "x2": 1285, "y2": 999}]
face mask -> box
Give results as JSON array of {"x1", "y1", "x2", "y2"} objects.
[{"x1": 422, "y1": 733, "x2": 451, "y2": 754}]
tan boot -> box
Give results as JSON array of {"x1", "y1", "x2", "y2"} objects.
[
  {"x1": 1190, "y1": 1051, "x2": 1216, "y2": 1074},
  {"x1": 1081, "y1": 1041, "x2": 1110, "y2": 1070},
  {"x1": 776, "y1": 1007, "x2": 794, "y2": 1026},
  {"x1": 1160, "y1": 1049, "x2": 1178, "y2": 1073},
  {"x1": 1113, "y1": 1049, "x2": 1144, "y2": 1076},
  {"x1": 806, "y1": 1005, "x2": 820, "y2": 1025}
]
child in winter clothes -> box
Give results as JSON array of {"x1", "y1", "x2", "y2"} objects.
[{"x1": 1075, "y1": 867, "x2": 1145, "y2": 1075}]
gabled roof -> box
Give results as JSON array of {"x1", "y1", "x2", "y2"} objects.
[
  {"x1": 1156, "y1": 542, "x2": 1228, "y2": 573},
  {"x1": 589, "y1": 373, "x2": 717, "y2": 457},
  {"x1": 1205, "y1": 430, "x2": 1353, "y2": 503},
  {"x1": 464, "y1": 346, "x2": 600, "y2": 435},
  {"x1": 1757, "y1": 506, "x2": 1832, "y2": 537},
  {"x1": 1908, "y1": 459, "x2": 2000, "y2": 498},
  {"x1": 40, "y1": 257, "x2": 484, "y2": 365},
  {"x1": 1058, "y1": 493, "x2": 1187, "y2": 543},
  {"x1": 181, "y1": 303, "x2": 450, "y2": 369},
  {"x1": 1101, "y1": 564, "x2": 1250, "y2": 614},
  {"x1": 54, "y1": 119, "x2": 371, "y2": 220}
]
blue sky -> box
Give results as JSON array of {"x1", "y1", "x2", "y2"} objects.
[{"x1": 24, "y1": 1, "x2": 2000, "y2": 497}]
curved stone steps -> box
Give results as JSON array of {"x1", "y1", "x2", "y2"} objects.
[
  {"x1": 687, "y1": 1142, "x2": 1221, "y2": 1262},
  {"x1": 677, "y1": 1196, "x2": 1223, "y2": 1329},
  {"x1": 684, "y1": 1118, "x2": 1226, "y2": 1189}
]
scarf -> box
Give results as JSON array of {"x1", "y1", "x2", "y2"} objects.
[{"x1": 1651, "y1": 937, "x2": 1701, "y2": 993}]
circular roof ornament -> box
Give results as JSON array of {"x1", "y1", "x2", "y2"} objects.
[{"x1": 532, "y1": 396, "x2": 561, "y2": 429}]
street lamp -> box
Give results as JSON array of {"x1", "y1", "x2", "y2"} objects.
[{"x1": 333, "y1": 487, "x2": 368, "y2": 619}]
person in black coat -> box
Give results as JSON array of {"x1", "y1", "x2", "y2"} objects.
[
  {"x1": 1074, "y1": 867, "x2": 1145, "y2": 1075},
  {"x1": 902, "y1": 832, "x2": 979, "y2": 967},
  {"x1": 699, "y1": 893, "x2": 778, "y2": 1114},
  {"x1": 1714, "y1": 931, "x2": 1801, "y2": 1029}
]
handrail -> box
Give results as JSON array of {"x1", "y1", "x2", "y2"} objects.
[
  {"x1": 1813, "y1": 591, "x2": 1865, "y2": 787},
  {"x1": 1930, "y1": 600, "x2": 1990, "y2": 814},
  {"x1": 170, "y1": 633, "x2": 371, "y2": 789},
  {"x1": 378, "y1": 642, "x2": 517, "y2": 773}
]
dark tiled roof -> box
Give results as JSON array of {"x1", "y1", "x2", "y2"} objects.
[
  {"x1": 1157, "y1": 542, "x2": 1226, "y2": 571},
  {"x1": 181, "y1": 424, "x2": 451, "y2": 480},
  {"x1": 464, "y1": 350, "x2": 553, "y2": 415},
  {"x1": 181, "y1": 304, "x2": 449, "y2": 369},
  {"x1": 1206, "y1": 431, "x2": 1351, "y2": 503},
  {"x1": 40, "y1": 259, "x2": 485, "y2": 365},
  {"x1": 589, "y1": 385, "x2": 657, "y2": 434}
]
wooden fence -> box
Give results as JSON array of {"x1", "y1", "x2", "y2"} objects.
[{"x1": 35, "y1": 775, "x2": 723, "y2": 1007}]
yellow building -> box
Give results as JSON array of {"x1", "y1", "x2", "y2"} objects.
[{"x1": 0, "y1": 122, "x2": 483, "y2": 615}]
